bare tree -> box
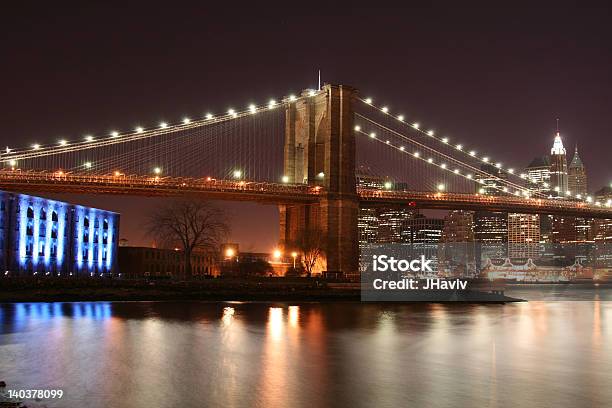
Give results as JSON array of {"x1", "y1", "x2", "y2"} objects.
[
  {"x1": 146, "y1": 199, "x2": 229, "y2": 278},
  {"x1": 291, "y1": 228, "x2": 325, "y2": 277}
]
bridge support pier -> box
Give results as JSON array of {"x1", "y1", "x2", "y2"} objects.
[{"x1": 280, "y1": 84, "x2": 359, "y2": 277}]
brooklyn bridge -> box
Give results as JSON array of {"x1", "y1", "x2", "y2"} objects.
[{"x1": 1, "y1": 84, "x2": 611, "y2": 274}]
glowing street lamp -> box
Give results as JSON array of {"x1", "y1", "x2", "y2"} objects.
[
  {"x1": 291, "y1": 251, "x2": 298, "y2": 269},
  {"x1": 273, "y1": 249, "x2": 282, "y2": 260}
]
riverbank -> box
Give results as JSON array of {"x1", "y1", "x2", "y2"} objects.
[{"x1": 0, "y1": 278, "x2": 522, "y2": 303}]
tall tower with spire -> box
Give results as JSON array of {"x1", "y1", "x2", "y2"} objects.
[
  {"x1": 549, "y1": 120, "x2": 568, "y2": 196},
  {"x1": 568, "y1": 145, "x2": 587, "y2": 196}
]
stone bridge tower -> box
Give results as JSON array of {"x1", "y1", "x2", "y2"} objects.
[{"x1": 279, "y1": 84, "x2": 359, "y2": 276}]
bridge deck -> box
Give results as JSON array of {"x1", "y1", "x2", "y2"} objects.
[{"x1": 0, "y1": 171, "x2": 610, "y2": 218}]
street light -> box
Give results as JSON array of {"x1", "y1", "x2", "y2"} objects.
[{"x1": 291, "y1": 251, "x2": 298, "y2": 269}]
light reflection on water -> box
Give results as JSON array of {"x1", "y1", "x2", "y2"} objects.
[{"x1": 0, "y1": 299, "x2": 611, "y2": 408}]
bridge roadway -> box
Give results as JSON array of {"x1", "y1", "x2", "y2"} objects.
[{"x1": 0, "y1": 170, "x2": 610, "y2": 218}]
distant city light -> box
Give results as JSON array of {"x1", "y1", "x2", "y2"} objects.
[
  {"x1": 84, "y1": 162, "x2": 92, "y2": 168},
  {"x1": 317, "y1": 172, "x2": 325, "y2": 179},
  {"x1": 384, "y1": 181, "x2": 392, "y2": 189},
  {"x1": 273, "y1": 249, "x2": 282, "y2": 259},
  {"x1": 225, "y1": 248, "x2": 235, "y2": 258},
  {"x1": 233, "y1": 169, "x2": 242, "y2": 179},
  {"x1": 154, "y1": 167, "x2": 162, "y2": 175},
  {"x1": 281, "y1": 175, "x2": 289, "y2": 183},
  {"x1": 437, "y1": 184, "x2": 445, "y2": 191},
  {"x1": 9, "y1": 159, "x2": 16, "y2": 166}
]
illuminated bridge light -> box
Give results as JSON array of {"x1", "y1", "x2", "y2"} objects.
[
  {"x1": 399, "y1": 146, "x2": 405, "y2": 151},
  {"x1": 85, "y1": 135, "x2": 94, "y2": 142},
  {"x1": 308, "y1": 90, "x2": 316, "y2": 97},
  {"x1": 281, "y1": 175, "x2": 289, "y2": 183},
  {"x1": 153, "y1": 167, "x2": 162, "y2": 175},
  {"x1": 437, "y1": 184, "x2": 445, "y2": 191},
  {"x1": 440, "y1": 163, "x2": 447, "y2": 169},
  {"x1": 183, "y1": 117, "x2": 191, "y2": 124},
  {"x1": 110, "y1": 131, "x2": 119, "y2": 138},
  {"x1": 495, "y1": 163, "x2": 502, "y2": 168},
  {"x1": 441, "y1": 137, "x2": 448, "y2": 143},
  {"x1": 469, "y1": 150, "x2": 476, "y2": 156},
  {"x1": 508, "y1": 168, "x2": 514, "y2": 174},
  {"x1": 365, "y1": 97, "x2": 373, "y2": 104},
  {"x1": 249, "y1": 104, "x2": 257, "y2": 114},
  {"x1": 428, "y1": 130, "x2": 436, "y2": 137},
  {"x1": 456, "y1": 144, "x2": 463, "y2": 150},
  {"x1": 227, "y1": 108, "x2": 235, "y2": 116},
  {"x1": 412, "y1": 122, "x2": 420, "y2": 129},
  {"x1": 354, "y1": 125, "x2": 361, "y2": 131},
  {"x1": 369, "y1": 132, "x2": 376, "y2": 139},
  {"x1": 482, "y1": 157, "x2": 489, "y2": 162},
  {"x1": 384, "y1": 181, "x2": 392, "y2": 189},
  {"x1": 479, "y1": 188, "x2": 485, "y2": 194},
  {"x1": 205, "y1": 113, "x2": 214, "y2": 120},
  {"x1": 381, "y1": 106, "x2": 389, "y2": 113},
  {"x1": 386, "y1": 140, "x2": 390, "y2": 144},
  {"x1": 9, "y1": 159, "x2": 17, "y2": 167},
  {"x1": 454, "y1": 169, "x2": 459, "y2": 174},
  {"x1": 427, "y1": 158, "x2": 433, "y2": 163},
  {"x1": 268, "y1": 99, "x2": 277, "y2": 109},
  {"x1": 32, "y1": 144, "x2": 40, "y2": 150},
  {"x1": 233, "y1": 170, "x2": 242, "y2": 179},
  {"x1": 466, "y1": 174, "x2": 473, "y2": 179},
  {"x1": 84, "y1": 162, "x2": 92, "y2": 169},
  {"x1": 59, "y1": 139, "x2": 68, "y2": 146},
  {"x1": 135, "y1": 127, "x2": 144, "y2": 133},
  {"x1": 159, "y1": 122, "x2": 168, "y2": 129},
  {"x1": 397, "y1": 115, "x2": 404, "y2": 121},
  {"x1": 413, "y1": 152, "x2": 420, "y2": 158},
  {"x1": 288, "y1": 94, "x2": 297, "y2": 102}
]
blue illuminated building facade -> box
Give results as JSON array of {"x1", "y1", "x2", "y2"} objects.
[{"x1": 0, "y1": 191, "x2": 119, "y2": 276}]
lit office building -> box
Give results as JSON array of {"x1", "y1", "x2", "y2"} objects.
[
  {"x1": 442, "y1": 210, "x2": 474, "y2": 242},
  {"x1": 475, "y1": 163, "x2": 507, "y2": 195},
  {"x1": 525, "y1": 156, "x2": 551, "y2": 193},
  {"x1": 549, "y1": 129, "x2": 569, "y2": 196},
  {"x1": 568, "y1": 145, "x2": 587, "y2": 196},
  {"x1": 0, "y1": 191, "x2": 119, "y2": 276},
  {"x1": 474, "y1": 211, "x2": 508, "y2": 244},
  {"x1": 508, "y1": 213, "x2": 540, "y2": 258}
]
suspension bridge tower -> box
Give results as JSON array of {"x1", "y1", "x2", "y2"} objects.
[{"x1": 280, "y1": 84, "x2": 359, "y2": 276}]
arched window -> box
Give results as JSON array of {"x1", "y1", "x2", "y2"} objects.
[
  {"x1": 103, "y1": 219, "x2": 109, "y2": 230},
  {"x1": 40, "y1": 208, "x2": 47, "y2": 220},
  {"x1": 39, "y1": 221, "x2": 46, "y2": 237},
  {"x1": 27, "y1": 206, "x2": 34, "y2": 219},
  {"x1": 51, "y1": 211, "x2": 58, "y2": 222},
  {"x1": 83, "y1": 216, "x2": 89, "y2": 228}
]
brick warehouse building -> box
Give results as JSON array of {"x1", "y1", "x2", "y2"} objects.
[{"x1": 0, "y1": 191, "x2": 119, "y2": 276}]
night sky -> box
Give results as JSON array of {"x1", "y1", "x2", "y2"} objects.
[{"x1": 2, "y1": 3, "x2": 612, "y2": 251}]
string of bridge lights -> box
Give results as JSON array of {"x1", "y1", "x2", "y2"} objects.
[
  {"x1": 357, "y1": 96, "x2": 602, "y2": 205},
  {"x1": 2, "y1": 90, "x2": 322, "y2": 165},
  {"x1": 354, "y1": 113, "x2": 544, "y2": 199},
  {"x1": 357, "y1": 96, "x2": 544, "y2": 183},
  {"x1": 354, "y1": 124, "x2": 608, "y2": 207}
]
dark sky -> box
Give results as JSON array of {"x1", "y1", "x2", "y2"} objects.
[{"x1": 2, "y1": 2, "x2": 611, "y2": 251}]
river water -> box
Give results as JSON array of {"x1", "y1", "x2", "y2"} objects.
[{"x1": 1, "y1": 287, "x2": 611, "y2": 407}]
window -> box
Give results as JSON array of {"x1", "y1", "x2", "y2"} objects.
[
  {"x1": 52, "y1": 211, "x2": 58, "y2": 222},
  {"x1": 83, "y1": 216, "x2": 89, "y2": 228},
  {"x1": 51, "y1": 224, "x2": 58, "y2": 239},
  {"x1": 103, "y1": 219, "x2": 109, "y2": 230},
  {"x1": 38, "y1": 241, "x2": 45, "y2": 256},
  {"x1": 27, "y1": 206, "x2": 34, "y2": 219},
  {"x1": 84, "y1": 230, "x2": 89, "y2": 243},
  {"x1": 39, "y1": 221, "x2": 46, "y2": 237},
  {"x1": 40, "y1": 208, "x2": 47, "y2": 220}
]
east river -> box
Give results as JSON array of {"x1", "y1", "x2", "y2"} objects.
[{"x1": 1, "y1": 286, "x2": 611, "y2": 407}]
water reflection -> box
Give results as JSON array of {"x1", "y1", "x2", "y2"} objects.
[{"x1": 0, "y1": 300, "x2": 611, "y2": 407}]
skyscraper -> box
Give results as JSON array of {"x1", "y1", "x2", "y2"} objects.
[
  {"x1": 525, "y1": 156, "x2": 551, "y2": 193},
  {"x1": 508, "y1": 213, "x2": 541, "y2": 258},
  {"x1": 549, "y1": 127, "x2": 569, "y2": 196},
  {"x1": 568, "y1": 145, "x2": 587, "y2": 196}
]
